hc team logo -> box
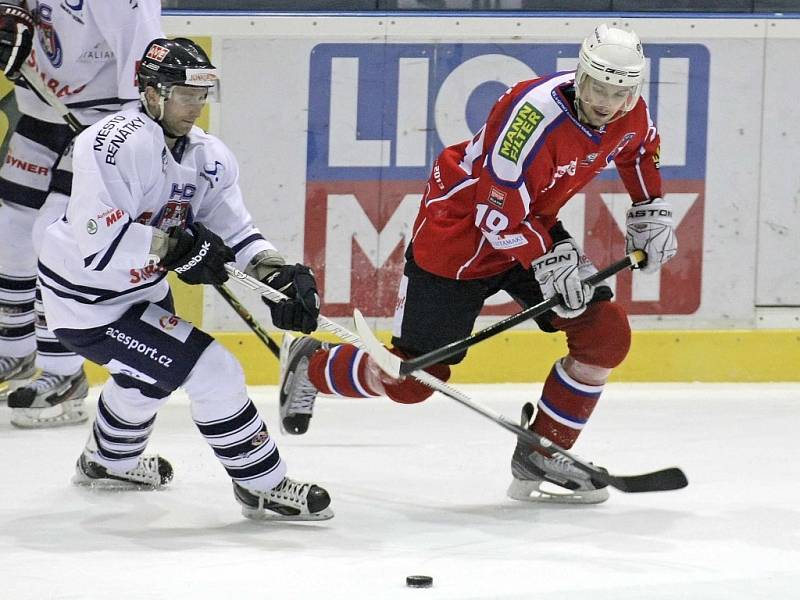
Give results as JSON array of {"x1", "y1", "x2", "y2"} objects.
[
  {"x1": 34, "y1": 4, "x2": 63, "y2": 68},
  {"x1": 306, "y1": 43, "x2": 709, "y2": 317}
]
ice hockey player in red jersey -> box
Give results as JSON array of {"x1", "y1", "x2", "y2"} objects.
[{"x1": 278, "y1": 24, "x2": 677, "y2": 504}]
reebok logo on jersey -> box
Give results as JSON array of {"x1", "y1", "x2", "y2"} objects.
[
  {"x1": 175, "y1": 241, "x2": 211, "y2": 273},
  {"x1": 498, "y1": 102, "x2": 544, "y2": 164}
]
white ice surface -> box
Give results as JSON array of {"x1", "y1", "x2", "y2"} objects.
[{"x1": 1, "y1": 383, "x2": 799, "y2": 600}]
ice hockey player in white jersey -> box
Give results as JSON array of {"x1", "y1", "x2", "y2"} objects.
[
  {"x1": 36, "y1": 37, "x2": 333, "y2": 521},
  {"x1": 0, "y1": 0, "x2": 163, "y2": 428}
]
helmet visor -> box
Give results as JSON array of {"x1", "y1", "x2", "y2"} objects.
[
  {"x1": 164, "y1": 86, "x2": 213, "y2": 107},
  {"x1": 159, "y1": 67, "x2": 221, "y2": 104}
]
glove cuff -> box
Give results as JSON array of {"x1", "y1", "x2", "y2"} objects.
[{"x1": 246, "y1": 249, "x2": 286, "y2": 281}]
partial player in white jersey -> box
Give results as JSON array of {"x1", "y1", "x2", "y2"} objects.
[
  {"x1": 37, "y1": 38, "x2": 332, "y2": 521},
  {"x1": 0, "y1": 0, "x2": 163, "y2": 427}
]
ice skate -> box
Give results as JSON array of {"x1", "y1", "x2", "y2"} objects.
[
  {"x1": 8, "y1": 368, "x2": 89, "y2": 428},
  {"x1": 0, "y1": 353, "x2": 36, "y2": 402},
  {"x1": 507, "y1": 402, "x2": 609, "y2": 504},
  {"x1": 72, "y1": 432, "x2": 173, "y2": 490},
  {"x1": 233, "y1": 476, "x2": 333, "y2": 521},
  {"x1": 278, "y1": 333, "x2": 326, "y2": 435}
]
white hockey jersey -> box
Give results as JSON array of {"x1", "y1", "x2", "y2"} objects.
[
  {"x1": 16, "y1": 0, "x2": 162, "y2": 124},
  {"x1": 38, "y1": 109, "x2": 275, "y2": 330}
]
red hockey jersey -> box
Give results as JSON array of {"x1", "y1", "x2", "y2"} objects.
[{"x1": 410, "y1": 71, "x2": 662, "y2": 280}]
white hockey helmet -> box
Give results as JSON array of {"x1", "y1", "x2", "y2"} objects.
[{"x1": 575, "y1": 24, "x2": 645, "y2": 114}]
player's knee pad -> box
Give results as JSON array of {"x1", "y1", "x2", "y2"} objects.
[
  {"x1": 561, "y1": 301, "x2": 631, "y2": 369},
  {"x1": 100, "y1": 377, "x2": 168, "y2": 423},
  {"x1": 183, "y1": 341, "x2": 246, "y2": 408},
  {"x1": 382, "y1": 348, "x2": 451, "y2": 404}
]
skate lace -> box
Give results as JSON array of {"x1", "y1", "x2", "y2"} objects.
[
  {"x1": 272, "y1": 477, "x2": 310, "y2": 502},
  {"x1": 27, "y1": 371, "x2": 69, "y2": 393},
  {"x1": 0, "y1": 355, "x2": 24, "y2": 375},
  {"x1": 126, "y1": 455, "x2": 161, "y2": 483},
  {"x1": 287, "y1": 358, "x2": 317, "y2": 413},
  {"x1": 544, "y1": 452, "x2": 587, "y2": 479}
]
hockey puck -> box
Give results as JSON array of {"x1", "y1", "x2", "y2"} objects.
[{"x1": 406, "y1": 575, "x2": 433, "y2": 588}]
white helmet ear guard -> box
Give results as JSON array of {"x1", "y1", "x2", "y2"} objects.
[{"x1": 575, "y1": 24, "x2": 645, "y2": 114}]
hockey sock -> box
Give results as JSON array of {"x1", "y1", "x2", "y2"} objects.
[
  {"x1": 307, "y1": 344, "x2": 383, "y2": 398},
  {"x1": 0, "y1": 273, "x2": 36, "y2": 357},
  {"x1": 531, "y1": 359, "x2": 603, "y2": 449},
  {"x1": 194, "y1": 397, "x2": 286, "y2": 491},
  {"x1": 92, "y1": 393, "x2": 157, "y2": 472},
  {"x1": 34, "y1": 287, "x2": 83, "y2": 374}
]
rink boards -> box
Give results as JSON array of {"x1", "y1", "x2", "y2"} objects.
[{"x1": 3, "y1": 14, "x2": 798, "y2": 382}]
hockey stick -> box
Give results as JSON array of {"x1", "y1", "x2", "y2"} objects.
[
  {"x1": 364, "y1": 249, "x2": 647, "y2": 379},
  {"x1": 19, "y1": 64, "x2": 84, "y2": 132},
  {"x1": 352, "y1": 310, "x2": 687, "y2": 494},
  {"x1": 215, "y1": 284, "x2": 281, "y2": 358},
  {"x1": 225, "y1": 263, "x2": 687, "y2": 494},
  {"x1": 14, "y1": 70, "x2": 283, "y2": 360}
]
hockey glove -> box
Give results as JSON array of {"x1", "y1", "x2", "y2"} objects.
[
  {"x1": 161, "y1": 223, "x2": 235, "y2": 286},
  {"x1": 625, "y1": 197, "x2": 678, "y2": 274},
  {"x1": 262, "y1": 264, "x2": 320, "y2": 334},
  {"x1": 532, "y1": 238, "x2": 593, "y2": 319},
  {"x1": 0, "y1": 3, "x2": 33, "y2": 79}
]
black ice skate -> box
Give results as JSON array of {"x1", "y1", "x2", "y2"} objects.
[
  {"x1": 8, "y1": 368, "x2": 89, "y2": 428},
  {"x1": 72, "y1": 433, "x2": 173, "y2": 490},
  {"x1": 278, "y1": 333, "x2": 327, "y2": 434},
  {"x1": 507, "y1": 402, "x2": 609, "y2": 504},
  {"x1": 0, "y1": 352, "x2": 36, "y2": 402},
  {"x1": 233, "y1": 477, "x2": 334, "y2": 521}
]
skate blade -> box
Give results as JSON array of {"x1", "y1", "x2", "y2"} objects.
[
  {"x1": 241, "y1": 506, "x2": 334, "y2": 522},
  {"x1": 11, "y1": 402, "x2": 88, "y2": 429},
  {"x1": 71, "y1": 467, "x2": 164, "y2": 491},
  {"x1": 71, "y1": 474, "x2": 161, "y2": 491},
  {"x1": 507, "y1": 478, "x2": 609, "y2": 505}
]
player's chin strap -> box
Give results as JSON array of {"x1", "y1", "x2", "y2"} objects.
[
  {"x1": 139, "y1": 92, "x2": 183, "y2": 144},
  {"x1": 139, "y1": 90, "x2": 165, "y2": 122},
  {"x1": 223, "y1": 261, "x2": 687, "y2": 495}
]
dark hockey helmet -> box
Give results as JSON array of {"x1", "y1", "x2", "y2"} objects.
[{"x1": 137, "y1": 37, "x2": 219, "y2": 99}]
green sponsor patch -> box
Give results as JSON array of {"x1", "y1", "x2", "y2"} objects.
[{"x1": 498, "y1": 102, "x2": 544, "y2": 164}]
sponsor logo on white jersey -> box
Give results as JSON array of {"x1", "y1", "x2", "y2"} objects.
[
  {"x1": 92, "y1": 116, "x2": 146, "y2": 165},
  {"x1": 5, "y1": 151, "x2": 49, "y2": 176},
  {"x1": 78, "y1": 44, "x2": 114, "y2": 63}
]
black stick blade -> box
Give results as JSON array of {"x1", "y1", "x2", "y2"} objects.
[{"x1": 608, "y1": 468, "x2": 688, "y2": 493}]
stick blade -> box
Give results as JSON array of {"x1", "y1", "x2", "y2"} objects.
[
  {"x1": 608, "y1": 467, "x2": 688, "y2": 493},
  {"x1": 353, "y1": 309, "x2": 402, "y2": 378}
]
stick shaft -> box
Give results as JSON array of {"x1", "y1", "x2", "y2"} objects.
[
  {"x1": 400, "y1": 250, "x2": 646, "y2": 375},
  {"x1": 214, "y1": 283, "x2": 281, "y2": 358},
  {"x1": 19, "y1": 64, "x2": 85, "y2": 132}
]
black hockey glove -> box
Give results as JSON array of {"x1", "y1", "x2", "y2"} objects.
[
  {"x1": 161, "y1": 223, "x2": 235, "y2": 286},
  {"x1": 262, "y1": 264, "x2": 320, "y2": 334},
  {"x1": 0, "y1": 4, "x2": 33, "y2": 79}
]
